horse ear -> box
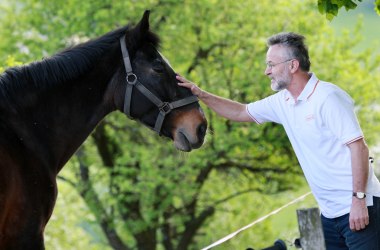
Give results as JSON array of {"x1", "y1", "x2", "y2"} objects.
[
  {"x1": 125, "y1": 10, "x2": 151, "y2": 52},
  {"x1": 137, "y1": 10, "x2": 150, "y2": 34}
]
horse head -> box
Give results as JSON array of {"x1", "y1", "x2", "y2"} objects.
[{"x1": 114, "y1": 11, "x2": 207, "y2": 152}]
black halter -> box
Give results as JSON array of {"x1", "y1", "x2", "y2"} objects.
[{"x1": 120, "y1": 36, "x2": 198, "y2": 135}]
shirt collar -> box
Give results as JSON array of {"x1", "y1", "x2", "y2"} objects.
[{"x1": 284, "y1": 73, "x2": 319, "y2": 103}]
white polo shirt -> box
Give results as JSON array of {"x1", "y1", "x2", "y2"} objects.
[{"x1": 246, "y1": 73, "x2": 380, "y2": 218}]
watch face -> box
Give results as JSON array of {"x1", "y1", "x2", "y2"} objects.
[{"x1": 356, "y1": 192, "x2": 366, "y2": 199}]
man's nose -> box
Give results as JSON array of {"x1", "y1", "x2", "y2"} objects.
[{"x1": 264, "y1": 67, "x2": 271, "y2": 75}]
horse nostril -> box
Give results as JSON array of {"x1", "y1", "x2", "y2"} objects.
[{"x1": 197, "y1": 123, "x2": 207, "y2": 139}]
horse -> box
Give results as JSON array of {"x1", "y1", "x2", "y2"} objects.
[{"x1": 0, "y1": 10, "x2": 207, "y2": 250}]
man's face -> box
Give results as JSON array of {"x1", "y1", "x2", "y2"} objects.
[{"x1": 265, "y1": 45, "x2": 292, "y2": 91}]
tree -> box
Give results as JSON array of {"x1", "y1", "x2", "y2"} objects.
[
  {"x1": 1, "y1": 0, "x2": 379, "y2": 249},
  {"x1": 318, "y1": 0, "x2": 380, "y2": 20}
]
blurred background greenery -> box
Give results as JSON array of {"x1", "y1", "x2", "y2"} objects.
[{"x1": 0, "y1": 0, "x2": 379, "y2": 249}]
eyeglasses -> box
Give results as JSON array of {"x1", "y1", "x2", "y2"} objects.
[{"x1": 266, "y1": 59, "x2": 294, "y2": 69}]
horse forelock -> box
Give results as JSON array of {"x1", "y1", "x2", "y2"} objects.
[
  {"x1": 125, "y1": 27, "x2": 161, "y2": 56},
  {"x1": 145, "y1": 30, "x2": 161, "y2": 50}
]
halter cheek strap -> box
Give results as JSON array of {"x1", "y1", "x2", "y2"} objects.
[{"x1": 120, "y1": 36, "x2": 198, "y2": 135}]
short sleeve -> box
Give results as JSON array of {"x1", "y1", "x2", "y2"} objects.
[
  {"x1": 321, "y1": 90, "x2": 363, "y2": 145},
  {"x1": 246, "y1": 94, "x2": 282, "y2": 124}
]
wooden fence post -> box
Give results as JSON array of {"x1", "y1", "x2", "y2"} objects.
[{"x1": 296, "y1": 208, "x2": 326, "y2": 250}]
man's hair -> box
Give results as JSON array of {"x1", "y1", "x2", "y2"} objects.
[{"x1": 267, "y1": 32, "x2": 311, "y2": 71}]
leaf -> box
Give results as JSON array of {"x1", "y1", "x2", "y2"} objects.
[
  {"x1": 343, "y1": 0, "x2": 359, "y2": 11},
  {"x1": 376, "y1": 0, "x2": 380, "y2": 15},
  {"x1": 317, "y1": 0, "x2": 363, "y2": 20}
]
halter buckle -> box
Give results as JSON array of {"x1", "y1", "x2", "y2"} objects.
[
  {"x1": 159, "y1": 102, "x2": 172, "y2": 115},
  {"x1": 126, "y1": 73, "x2": 137, "y2": 85}
]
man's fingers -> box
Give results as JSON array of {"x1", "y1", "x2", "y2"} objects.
[
  {"x1": 176, "y1": 75, "x2": 203, "y2": 96},
  {"x1": 177, "y1": 76, "x2": 194, "y2": 89},
  {"x1": 176, "y1": 75, "x2": 188, "y2": 83},
  {"x1": 357, "y1": 221, "x2": 364, "y2": 231},
  {"x1": 178, "y1": 81, "x2": 192, "y2": 88},
  {"x1": 350, "y1": 219, "x2": 355, "y2": 231},
  {"x1": 350, "y1": 217, "x2": 368, "y2": 232},
  {"x1": 350, "y1": 221, "x2": 362, "y2": 231}
]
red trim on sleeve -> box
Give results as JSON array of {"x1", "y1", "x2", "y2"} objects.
[
  {"x1": 246, "y1": 105, "x2": 262, "y2": 124},
  {"x1": 345, "y1": 136, "x2": 364, "y2": 145},
  {"x1": 251, "y1": 116, "x2": 261, "y2": 124}
]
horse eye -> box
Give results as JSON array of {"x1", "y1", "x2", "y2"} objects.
[{"x1": 152, "y1": 59, "x2": 164, "y2": 73}]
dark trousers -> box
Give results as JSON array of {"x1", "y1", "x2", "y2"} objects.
[{"x1": 321, "y1": 196, "x2": 380, "y2": 250}]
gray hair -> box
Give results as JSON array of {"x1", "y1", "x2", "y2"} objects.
[{"x1": 267, "y1": 32, "x2": 311, "y2": 71}]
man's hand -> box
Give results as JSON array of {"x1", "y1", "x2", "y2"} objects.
[
  {"x1": 176, "y1": 75, "x2": 204, "y2": 98},
  {"x1": 349, "y1": 198, "x2": 369, "y2": 231}
]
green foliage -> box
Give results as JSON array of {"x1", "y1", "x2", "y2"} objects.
[
  {"x1": 0, "y1": 55, "x2": 22, "y2": 72},
  {"x1": 1, "y1": 0, "x2": 379, "y2": 249},
  {"x1": 317, "y1": 0, "x2": 380, "y2": 20},
  {"x1": 44, "y1": 175, "x2": 111, "y2": 250}
]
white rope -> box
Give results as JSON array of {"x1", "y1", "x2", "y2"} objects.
[{"x1": 201, "y1": 191, "x2": 312, "y2": 250}]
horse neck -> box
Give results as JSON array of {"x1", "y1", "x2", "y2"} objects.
[{"x1": 8, "y1": 58, "x2": 118, "y2": 174}]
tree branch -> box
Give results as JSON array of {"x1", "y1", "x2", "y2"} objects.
[
  {"x1": 187, "y1": 43, "x2": 227, "y2": 74},
  {"x1": 75, "y1": 150, "x2": 129, "y2": 250},
  {"x1": 57, "y1": 175, "x2": 76, "y2": 187},
  {"x1": 92, "y1": 121, "x2": 120, "y2": 167},
  {"x1": 213, "y1": 188, "x2": 260, "y2": 206},
  {"x1": 176, "y1": 206, "x2": 215, "y2": 250}
]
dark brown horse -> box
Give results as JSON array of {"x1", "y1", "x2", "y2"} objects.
[{"x1": 0, "y1": 11, "x2": 207, "y2": 250}]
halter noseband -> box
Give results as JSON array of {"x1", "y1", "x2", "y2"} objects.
[{"x1": 120, "y1": 36, "x2": 198, "y2": 135}]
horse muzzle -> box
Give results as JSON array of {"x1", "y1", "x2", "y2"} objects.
[{"x1": 171, "y1": 108, "x2": 207, "y2": 152}]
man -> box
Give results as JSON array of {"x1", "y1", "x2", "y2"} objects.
[{"x1": 177, "y1": 32, "x2": 380, "y2": 249}]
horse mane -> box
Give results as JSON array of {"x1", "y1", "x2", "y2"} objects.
[{"x1": 0, "y1": 24, "x2": 160, "y2": 103}]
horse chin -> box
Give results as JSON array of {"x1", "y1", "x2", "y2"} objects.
[
  {"x1": 170, "y1": 108, "x2": 207, "y2": 152},
  {"x1": 173, "y1": 130, "x2": 204, "y2": 152},
  {"x1": 173, "y1": 131, "x2": 193, "y2": 152}
]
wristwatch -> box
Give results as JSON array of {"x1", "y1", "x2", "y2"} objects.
[{"x1": 353, "y1": 192, "x2": 366, "y2": 199}]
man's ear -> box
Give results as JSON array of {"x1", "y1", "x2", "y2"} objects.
[{"x1": 290, "y1": 59, "x2": 299, "y2": 72}]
